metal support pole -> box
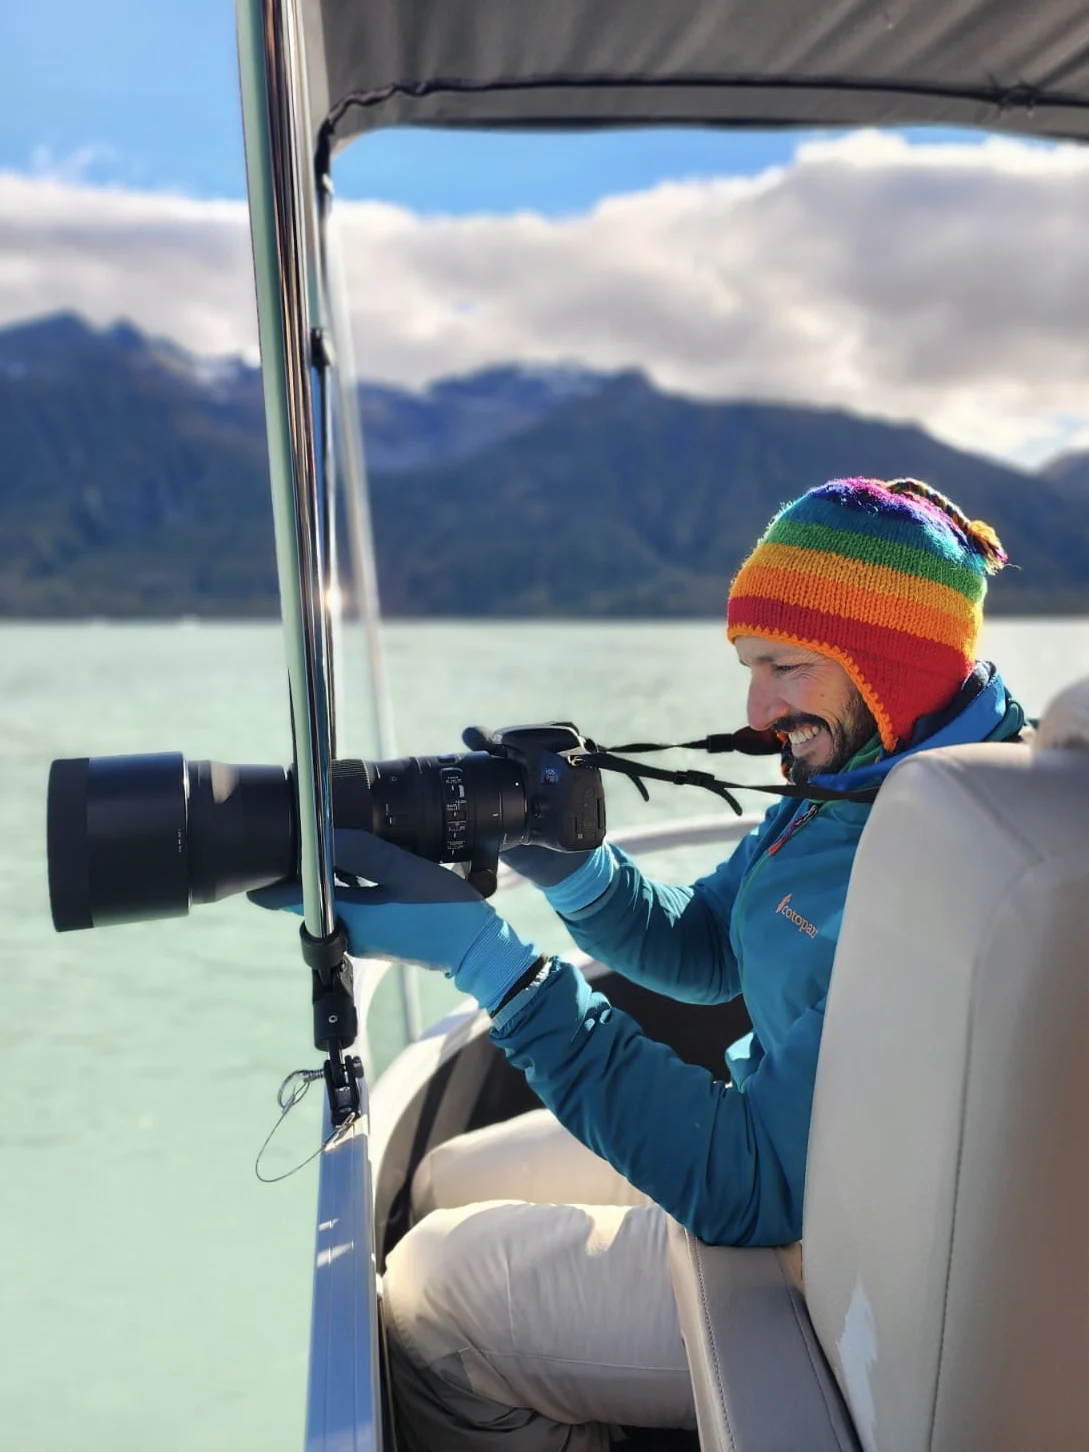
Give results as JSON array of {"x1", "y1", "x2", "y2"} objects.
[
  {"x1": 236, "y1": 0, "x2": 336, "y2": 943},
  {"x1": 316, "y1": 183, "x2": 398, "y2": 761},
  {"x1": 235, "y1": 7, "x2": 383, "y2": 1450},
  {"x1": 314, "y1": 255, "x2": 343, "y2": 759},
  {"x1": 316, "y1": 183, "x2": 422, "y2": 1043}
]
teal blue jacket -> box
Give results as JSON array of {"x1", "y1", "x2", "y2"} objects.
[{"x1": 491, "y1": 667, "x2": 1024, "y2": 1246}]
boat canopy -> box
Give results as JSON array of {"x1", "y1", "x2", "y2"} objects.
[{"x1": 303, "y1": 0, "x2": 1089, "y2": 159}]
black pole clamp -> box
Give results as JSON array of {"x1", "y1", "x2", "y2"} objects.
[
  {"x1": 300, "y1": 922, "x2": 363, "y2": 1125},
  {"x1": 300, "y1": 921, "x2": 358, "y2": 1052},
  {"x1": 323, "y1": 1049, "x2": 363, "y2": 1128}
]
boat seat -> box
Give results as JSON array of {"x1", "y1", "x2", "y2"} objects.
[
  {"x1": 668, "y1": 1229, "x2": 859, "y2": 1450},
  {"x1": 669, "y1": 677, "x2": 1089, "y2": 1452}
]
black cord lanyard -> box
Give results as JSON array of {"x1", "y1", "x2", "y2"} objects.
[{"x1": 576, "y1": 731, "x2": 881, "y2": 816}]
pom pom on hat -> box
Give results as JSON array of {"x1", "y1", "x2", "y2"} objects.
[{"x1": 726, "y1": 477, "x2": 1008, "y2": 752}]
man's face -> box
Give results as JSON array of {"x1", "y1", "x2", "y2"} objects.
[{"x1": 733, "y1": 635, "x2": 878, "y2": 782}]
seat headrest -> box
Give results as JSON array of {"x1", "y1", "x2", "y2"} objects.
[{"x1": 1036, "y1": 676, "x2": 1089, "y2": 751}]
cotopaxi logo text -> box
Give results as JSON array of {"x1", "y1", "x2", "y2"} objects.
[{"x1": 776, "y1": 893, "x2": 818, "y2": 939}]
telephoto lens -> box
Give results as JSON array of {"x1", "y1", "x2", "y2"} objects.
[
  {"x1": 46, "y1": 730, "x2": 606, "y2": 932},
  {"x1": 47, "y1": 755, "x2": 296, "y2": 932},
  {"x1": 329, "y1": 754, "x2": 528, "y2": 864}
]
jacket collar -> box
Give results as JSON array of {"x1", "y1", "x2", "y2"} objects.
[{"x1": 808, "y1": 663, "x2": 1024, "y2": 797}]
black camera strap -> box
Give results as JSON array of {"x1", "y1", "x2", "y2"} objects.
[
  {"x1": 466, "y1": 720, "x2": 880, "y2": 817},
  {"x1": 576, "y1": 731, "x2": 881, "y2": 815},
  {"x1": 578, "y1": 750, "x2": 747, "y2": 814},
  {"x1": 586, "y1": 667, "x2": 1029, "y2": 813},
  {"x1": 604, "y1": 728, "x2": 785, "y2": 757}
]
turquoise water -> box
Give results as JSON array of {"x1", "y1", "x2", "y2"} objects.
[{"x1": 2, "y1": 618, "x2": 1087, "y2": 1451}]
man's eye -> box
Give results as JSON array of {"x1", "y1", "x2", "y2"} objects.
[{"x1": 773, "y1": 663, "x2": 798, "y2": 675}]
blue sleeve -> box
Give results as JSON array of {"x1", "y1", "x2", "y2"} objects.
[
  {"x1": 557, "y1": 807, "x2": 789, "y2": 1005},
  {"x1": 491, "y1": 958, "x2": 825, "y2": 1247}
]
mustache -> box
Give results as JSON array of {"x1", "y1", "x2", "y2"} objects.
[{"x1": 771, "y1": 715, "x2": 827, "y2": 738}]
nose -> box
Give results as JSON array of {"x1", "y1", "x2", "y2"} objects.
[{"x1": 747, "y1": 675, "x2": 786, "y2": 732}]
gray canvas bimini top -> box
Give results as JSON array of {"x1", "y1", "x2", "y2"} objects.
[{"x1": 301, "y1": 0, "x2": 1089, "y2": 159}]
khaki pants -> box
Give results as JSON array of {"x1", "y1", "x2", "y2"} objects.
[{"x1": 382, "y1": 1109, "x2": 697, "y2": 1451}]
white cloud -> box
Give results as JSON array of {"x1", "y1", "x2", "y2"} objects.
[
  {"x1": 4, "y1": 132, "x2": 1089, "y2": 465},
  {"x1": 0, "y1": 174, "x2": 255, "y2": 358}
]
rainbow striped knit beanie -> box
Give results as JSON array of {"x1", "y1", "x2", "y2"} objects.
[{"x1": 726, "y1": 477, "x2": 1008, "y2": 752}]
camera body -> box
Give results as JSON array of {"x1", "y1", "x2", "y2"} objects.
[
  {"x1": 47, "y1": 723, "x2": 607, "y2": 930},
  {"x1": 466, "y1": 720, "x2": 606, "y2": 852}
]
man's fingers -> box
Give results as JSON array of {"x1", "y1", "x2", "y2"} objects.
[
  {"x1": 247, "y1": 867, "x2": 397, "y2": 912},
  {"x1": 332, "y1": 828, "x2": 418, "y2": 881},
  {"x1": 248, "y1": 884, "x2": 304, "y2": 913},
  {"x1": 333, "y1": 829, "x2": 476, "y2": 903},
  {"x1": 335, "y1": 882, "x2": 395, "y2": 906}
]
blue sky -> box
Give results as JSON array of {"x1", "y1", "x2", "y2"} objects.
[
  {"x1": 6, "y1": 1, "x2": 1089, "y2": 468},
  {"x1": 1, "y1": 0, "x2": 804, "y2": 207},
  {"x1": 3, "y1": 0, "x2": 981, "y2": 212}
]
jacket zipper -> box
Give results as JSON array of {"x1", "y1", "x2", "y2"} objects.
[
  {"x1": 767, "y1": 803, "x2": 820, "y2": 856},
  {"x1": 733, "y1": 802, "x2": 821, "y2": 992}
]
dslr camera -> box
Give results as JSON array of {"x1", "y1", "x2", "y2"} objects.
[{"x1": 47, "y1": 723, "x2": 606, "y2": 931}]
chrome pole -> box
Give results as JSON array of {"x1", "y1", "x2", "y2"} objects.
[
  {"x1": 314, "y1": 211, "x2": 344, "y2": 759},
  {"x1": 236, "y1": 0, "x2": 336, "y2": 940},
  {"x1": 317, "y1": 188, "x2": 398, "y2": 760},
  {"x1": 236, "y1": 8, "x2": 383, "y2": 1451},
  {"x1": 316, "y1": 189, "x2": 423, "y2": 1045}
]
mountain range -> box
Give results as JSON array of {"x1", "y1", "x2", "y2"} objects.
[{"x1": 1, "y1": 312, "x2": 1086, "y2": 617}]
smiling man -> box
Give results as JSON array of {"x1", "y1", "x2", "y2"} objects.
[
  {"x1": 734, "y1": 636, "x2": 878, "y2": 781},
  {"x1": 725, "y1": 475, "x2": 1013, "y2": 782},
  {"x1": 260, "y1": 477, "x2": 1026, "y2": 1451}
]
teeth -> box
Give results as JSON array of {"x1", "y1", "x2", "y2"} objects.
[{"x1": 788, "y1": 725, "x2": 821, "y2": 747}]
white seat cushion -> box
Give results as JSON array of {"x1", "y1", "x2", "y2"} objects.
[
  {"x1": 1036, "y1": 675, "x2": 1089, "y2": 751},
  {"x1": 805, "y1": 728, "x2": 1089, "y2": 1451}
]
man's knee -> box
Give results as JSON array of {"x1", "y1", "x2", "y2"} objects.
[
  {"x1": 384, "y1": 1201, "x2": 521, "y2": 1370},
  {"x1": 383, "y1": 1200, "x2": 691, "y2": 1446},
  {"x1": 384, "y1": 1213, "x2": 539, "y2": 1452},
  {"x1": 410, "y1": 1128, "x2": 493, "y2": 1219},
  {"x1": 384, "y1": 1208, "x2": 462, "y2": 1366},
  {"x1": 409, "y1": 1110, "x2": 557, "y2": 1218}
]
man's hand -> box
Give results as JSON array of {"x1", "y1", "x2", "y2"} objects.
[
  {"x1": 249, "y1": 830, "x2": 539, "y2": 1014},
  {"x1": 501, "y1": 840, "x2": 618, "y2": 917},
  {"x1": 501, "y1": 844, "x2": 596, "y2": 888}
]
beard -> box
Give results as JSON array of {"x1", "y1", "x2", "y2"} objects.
[{"x1": 777, "y1": 689, "x2": 879, "y2": 784}]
